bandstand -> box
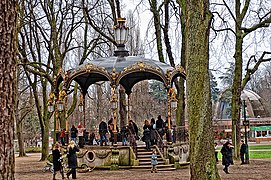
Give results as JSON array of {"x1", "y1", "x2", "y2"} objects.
[{"x1": 49, "y1": 18, "x2": 189, "y2": 170}]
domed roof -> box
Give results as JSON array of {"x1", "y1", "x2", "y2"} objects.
[
  {"x1": 214, "y1": 89, "x2": 268, "y2": 119},
  {"x1": 241, "y1": 89, "x2": 261, "y2": 101}
]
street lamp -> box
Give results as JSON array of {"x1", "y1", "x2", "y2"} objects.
[
  {"x1": 57, "y1": 100, "x2": 64, "y2": 111},
  {"x1": 171, "y1": 98, "x2": 178, "y2": 110},
  {"x1": 48, "y1": 93, "x2": 55, "y2": 113},
  {"x1": 78, "y1": 103, "x2": 83, "y2": 113},
  {"x1": 114, "y1": 18, "x2": 129, "y2": 57},
  {"x1": 240, "y1": 92, "x2": 249, "y2": 164}
]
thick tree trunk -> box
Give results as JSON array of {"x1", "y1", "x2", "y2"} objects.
[
  {"x1": 0, "y1": 0, "x2": 17, "y2": 179},
  {"x1": 185, "y1": 0, "x2": 220, "y2": 179}
]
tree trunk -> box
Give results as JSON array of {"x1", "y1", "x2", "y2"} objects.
[
  {"x1": 231, "y1": 33, "x2": 243, "y2": 159},
  {"x1": 149, "y1": 0, "x2": 165, "y2": 62},
  {"x1": 185, "y1": 0, "x2": 220, "y2": 179},
  {"x1": 176, "y1": 0, "x2": 187, "y2": 143},
  {"x1": 0, "y1": 0, "x2": 17, "y2": 179},
  {"x1": 41, "y1": 116, "x2": 50, "y2": 161},
  {"x1": 16, "y1": 121, "x2": 26, "y2": 157},
  {"x1": 231, "y1": 0, "x2": 243, "y2": 159}
]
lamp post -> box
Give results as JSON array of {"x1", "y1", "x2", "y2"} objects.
[
  {"x1": 241, "y1": 93, "x2": 249, "y2": 164},
  {"x1": 48, "y1": 93, "x2": 58, "y2": 143},
  {"x1": 167, "y1": 88, "x2": 177, "y2": 144},
  {"x1": 111, "y1": 87, "x2": 118, "y2": 145}
]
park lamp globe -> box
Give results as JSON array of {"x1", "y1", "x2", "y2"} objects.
[
  {"x1": 78, "y1": 102, "x2": 83, "y2": 113},
  {"x1": 47, "y1": 92, "x2": 55, "y2": 113},
  {"x1": 78, "y1": 94, "x2": 84, "y2": 112},
  {"x1": 240, "y1": 92, "x2": 246, "y2": 101},
  {"x1": 171, "y1": 98, "x2": 178, "y2": 110},
  {"x1": 111, "y1": 99, "x2": 118, "y2": 110},
  {"x1": 114, "y1": 18, "x2": 129, "y2": 57},
  {"x1": 57, "y1": 100, "x2": 64, "y2": 112},
  {"x1": 48, "y1": 103, "x2": 54, "y2": 113}
]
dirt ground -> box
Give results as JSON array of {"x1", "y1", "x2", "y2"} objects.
[{"x1": 15, "y1": 153, "x2": 271, "y2": 180}]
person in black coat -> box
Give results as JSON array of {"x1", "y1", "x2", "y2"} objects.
[
  {"x1": 66, "y1": 141, "x2": 80, "y2": 179},
  {"x1": 240, "y1": 140, "x2": 247, "y2": 164},
  {"x1": 156, "y1": 115, "x2": 165, "y2": 138},
  {"x1": 70, "y1": 125, "x2": 78, "y2": 144},
  {"x1": 52, "y1": 143, "x2": 65, "y2": 180},
  {"x1": 143, "y1": 120, "x2": 151, "y2": 151},
  {"x1": 99, "y1": 120, "x2": 108, "y2": 146},
  {"x1": 221, "y1": 141, "x2": 233, "y2": 174}
]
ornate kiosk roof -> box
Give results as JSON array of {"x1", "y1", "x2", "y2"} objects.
[{"x1": 60, "y1": 56, "x2": 186, "y2": 94}]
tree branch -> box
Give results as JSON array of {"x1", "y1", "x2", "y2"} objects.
[{"x1": 242, "y1": 51, "x2": 271, "y2": 89}]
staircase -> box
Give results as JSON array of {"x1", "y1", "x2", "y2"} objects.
[{"x1": 132, "y1": 145, "x2": 176, "y2": 171}]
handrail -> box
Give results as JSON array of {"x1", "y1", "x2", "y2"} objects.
[{"x1": 154, "y1": 129, "x2": 164, "y2": 154}]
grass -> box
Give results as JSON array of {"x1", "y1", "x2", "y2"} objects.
[
  {"x1": 248, "y1": 145, "x2": 271, "y2": 150},
  {"x1": 217, "y1": 144, "x2": 271, "y2": 159},
  {"x1": 249, "y1": 151, "x2": 271, "y2": 159}
]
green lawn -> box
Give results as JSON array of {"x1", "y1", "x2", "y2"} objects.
[
  {"x1": 249, "y1": 151, "x2": 271, "y2": 159},
  {"x1": 248, "y1": 145, "x2": 271, "y2": 150},
  {"x1": 217, "y1": 145, "x2": 271, "y2": 159}
]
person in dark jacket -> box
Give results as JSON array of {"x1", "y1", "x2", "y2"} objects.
[
  {"x1": 121, "y1": 125, "x2": 128, "y2": 146},
  {"x1": 52, "y1": 143, "x2": 65, "y2": 180},
  {"x1": 70, "y1": 125, "x2": 78, "y2": 144},
  {"x1": 59, "y1": 128, "x2": 66, "y2": 146},
  {"x1": 156, "y1": 115, "x2": 165, "y2": 138},
  {"x1": 99, "y1": 120, "x2": 108, "y2": 146},
  {"x1": 240, "y1": 140, "x2": 247, "y2": 164},
  {"x1": 127, "y1": 120, "x2": 137, "y2": 147},
  {"x1": 143, "y1": 120, "x2": 151, "y2": 151},
  {"x1": 221, "y1": 141, "x2": 233, "y2": 174},
  {"x1": 66, "y1": 141, "x2": 79, "y2": 179}
]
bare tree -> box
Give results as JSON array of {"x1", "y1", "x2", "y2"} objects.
[
  {"x1": 211, "y1": 0, "x2": 271, "y2": 158},
  {"x1": 18, "y1": 0, "x2": 102, "y2": 160}
]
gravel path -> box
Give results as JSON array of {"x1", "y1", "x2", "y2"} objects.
[{"x1": 15, "y1": 153, "x2": 271, "y2": 180}]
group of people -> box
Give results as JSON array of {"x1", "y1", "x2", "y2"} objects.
[
  {"x1": 98, "y1": 118, "x2": 139, "y2": 146},
  {"x1": 215, "y1": 140, "x2": 248, "y2": 174},
  {"x1": 58, "y1": 123, "x2": 85, "y2": 148},
  {"x1": 52, "y1": 141, "x2": 79, "y2": 179}
]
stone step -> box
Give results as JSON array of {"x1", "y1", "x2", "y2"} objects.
[
  {"x1": 132, "y1": 164, "x2": 175, "y2": 169},
  {"x1": 137, "y1": 158, "x2": 163, "y2": 162},
  {"x1": 139, "y1": 161, "x2": 165, "y2": 165},
  {"x1": 131, "y1": 167, "x2": 177, "y2": 171},
  {"x1": 137, "y1": 154, "x2": 162, "y2": 159},
  {"x1": 137, "y1": 151, "x2": 153, "y2": 155},
  {"x1": 137, "y1": 157, "x2": 164, "y2": 162}
]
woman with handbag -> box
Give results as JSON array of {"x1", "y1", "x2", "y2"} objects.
[{"x1": 66, "y1": 141, "x2": 79, "y2": 179}]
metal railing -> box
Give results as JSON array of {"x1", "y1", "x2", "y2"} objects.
[{"x1": 154, "y1": 129, "x2": 164, "y2": 154}]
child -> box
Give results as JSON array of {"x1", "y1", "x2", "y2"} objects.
[{"x1": 151, "y1": 150, "x2": 158, "y2": 173}]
